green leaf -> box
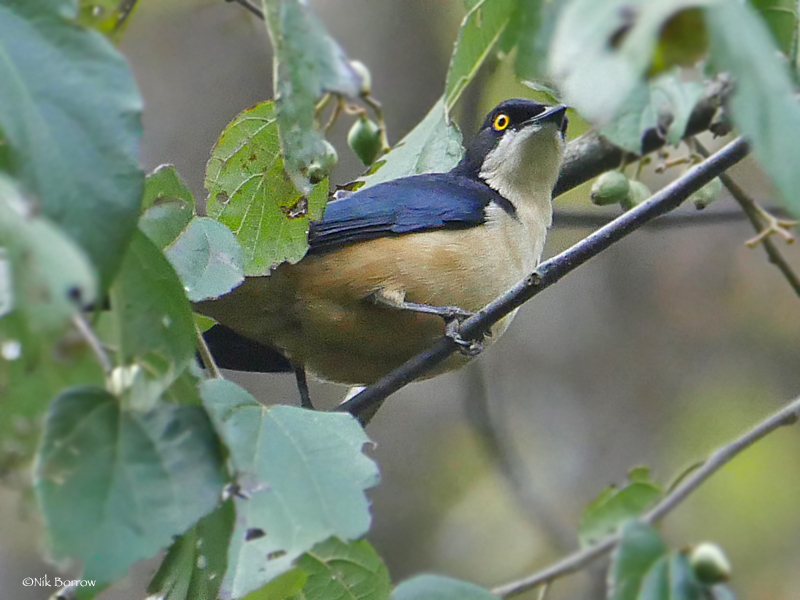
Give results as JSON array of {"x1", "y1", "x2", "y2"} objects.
[
  {"x1": 392, "y1": 575, "x2": 497, "y2": 600},
  {"x1": 142, "y1": 164, "x2": 196, "y2": 213},
  {"x1": 357, "y1": 97, "x2": 463, "y2": 190},
  {"x1": 34, "y1": 386, "x2": 227, "y2": 584},
  {"x1": 262, "y1": 0, "x2": 362, "y2": 193},
  {"x1": 549, "y1": 0, "x2": 710, "y2": 124},
  {"x1": 608, "y1": 521, "x2": 668, "y2": 600},
  {"x1": 639, "y1": 553, "x2": 706, "y2": 600},
  {"x1": 579, "y1": 468, "x2": 661, "y2": 547},
  {"x1": 0, "y1": 1, "x2": 144, "y2": 288},
  {"x1": 243, "y1": 570, "x2": 307, "y2": 600},
  {"x1": 749, "y1": 0, "x2": 798, "y2": 57},
  {"x1": 706, "y1": 0, "x2": 800, "y2": 218},
  {"x1": 205, "y1": 101, "x2": 328, "y2": 276},
  {"x1": 516, "y1": 0, "x2": 566, "y2": 85},
  {"x1": 199, "y1": 379, "x2": 380, "y2": 599},
  {"x1": 290, "y1": 538, "x2": 391, "y2": 600},
  {"x1": 164, "y1": 218, "x2": 244, "y2": 302},
  {"x1": 445, "y1": 0, "x2": 517, "y2": 115},
  {"x1": 108, "y1": 230, "x2": 197, "y2": 408},
  {"x1": 77, "y1": 0, "x2": 141, "y2": 42},
  {"x1": 600, "y1": 72, "x2": 703, "y2": 153},
  {"x1": 140, "y1": 165, "x2": 196, "y2": 249},
  {"x1": 147, "y1": 499, "x2": 235, "y2": 600},
  {"x1": 0, "y1": 175, "x2": 97, "y2": 335}
]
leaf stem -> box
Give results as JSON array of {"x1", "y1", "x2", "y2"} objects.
[
  {"x1": 226, "y1": 0, "x2": 264, "y2": 20},
  {"x1": 71, "y1": 312, "x2": 112, "y2": 375},
  {"x1": 195, "y1": 323, "x2": 222, "y2": 379}
]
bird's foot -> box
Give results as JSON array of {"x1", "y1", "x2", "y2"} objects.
[{"x1": 444, "y1": 315, "x2": 485, "y2": 357}]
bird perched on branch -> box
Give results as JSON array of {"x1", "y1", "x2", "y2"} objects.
[{"x1": 196, "y1": 99, "x2": 568, "y2": 399}]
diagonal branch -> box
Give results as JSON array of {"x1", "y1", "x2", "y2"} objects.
[
  {"x1": 337, "y1": 137, "x2": 750, "y2": 425},
  {"x1": 491, "y1": 394, "x2": 800, "y2": 598}
]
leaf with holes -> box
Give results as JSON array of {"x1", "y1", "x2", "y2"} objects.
[
  {"x1": 200, "y1": 379, "x2": 379, "y2": 599},
  {"x1": 205, "y1": 101, "x2": 328, "y2": 275}
]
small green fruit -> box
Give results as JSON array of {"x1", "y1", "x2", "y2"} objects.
[
  {"x1": 691, "y1": 177, "x2": 723, "y2": 210},
  {"x1": 621, "y1": 180, "x2": 651, "y2": 210},
  {"x1": 305, "y1": 140, "x2": 338, "y2": 184},
  {"x1": 591, "y1": 171, "x2": 630, "y2": 206},
  {"x1": 689, "y1": 542, "x2": 732, "y2": 584},
  {"x1": 348, "y1": 116, "x2": 383, "y2": 166}
]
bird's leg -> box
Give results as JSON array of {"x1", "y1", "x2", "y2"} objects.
[
  {"x1": 294, "y1": 366, "x2": 314, "y2": 409},
  {"x1": 370, "y1": 289, "x2": 487, "y2": 356}
]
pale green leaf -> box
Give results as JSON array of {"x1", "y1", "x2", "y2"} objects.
[
  {"x1": 707, "y1": 0, "x2": 800, "y2": 218},
  {"x1": 393, "y1": 575, "x2": 496, "y2": 600},
  {"x1": 0, "y1": 0, "x2": 144, "y2": 288},
  {"x1": 549, "y1": 0, "x2": 713, "y2": 124},
  {"x1": 164, "y1": 218, "x2": 244, "y2": 302},
  {"x1": 200, "y1": 379, "x2": 379, "y2": 599},
  {"x1": 34, "y1": 387, "x2": 226, "y2": 584}
]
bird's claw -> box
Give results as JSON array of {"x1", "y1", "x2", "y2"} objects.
[{"x1": 444, "y1": 316, "x2": 485, "y2": 356}]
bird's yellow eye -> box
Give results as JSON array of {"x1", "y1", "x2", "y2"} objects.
[{"x1": 493, "y1": 113, "x2": 510, "y2": 131}]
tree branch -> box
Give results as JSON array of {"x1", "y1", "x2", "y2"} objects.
[
  {"x1": 337, "y1": 137, "x2": 751, "y2": 424},
  {"x1": 225, "y1": 0, "x2": 264, "y2": 20},
  {"x1": 491, "y1": 394, "x2": 800, "y2": 598},
  {"x1": 552, "y1": 205, "x2": 793, "y2": 229}
]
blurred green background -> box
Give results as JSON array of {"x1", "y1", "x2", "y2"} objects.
[{"x1": 2, "y1": 1, "x2": 800, "y2": 598}]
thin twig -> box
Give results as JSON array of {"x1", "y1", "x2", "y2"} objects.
[
  {"x1": 492, "y1": 395, "x2": 800, "y2": 598},
  {"x1": 226, "y1": 0, "x2": 264, "y2": 20},
  {"x1": 694, "y1": 141, "x2": 800, "y2": 299},
  {"x1": 195, "y1": 323, "x2": 222, "y2": 379},
  {"x1": 337, "y1": 137, "x2": 750, "y2": 424},
  {"x1": 71, "y1": 312, "x2": 113, "y2": 375}
]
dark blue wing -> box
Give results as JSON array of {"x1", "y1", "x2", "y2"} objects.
[{"x1": 308, "y1": 173, "x2": 513, "y2": 254}]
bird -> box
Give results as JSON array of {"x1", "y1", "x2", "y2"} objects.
[{"x1": 195, "y1": 99, "x2": 568, "y2": 403}]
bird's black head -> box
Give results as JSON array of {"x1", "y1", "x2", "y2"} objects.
[{"x1": 453, "y1": 99, "x2": 568, "y2": 180}]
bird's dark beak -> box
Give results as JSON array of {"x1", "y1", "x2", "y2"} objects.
[{"x1": 526, "y1": 104, "x2": 568, "y2": 136}]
